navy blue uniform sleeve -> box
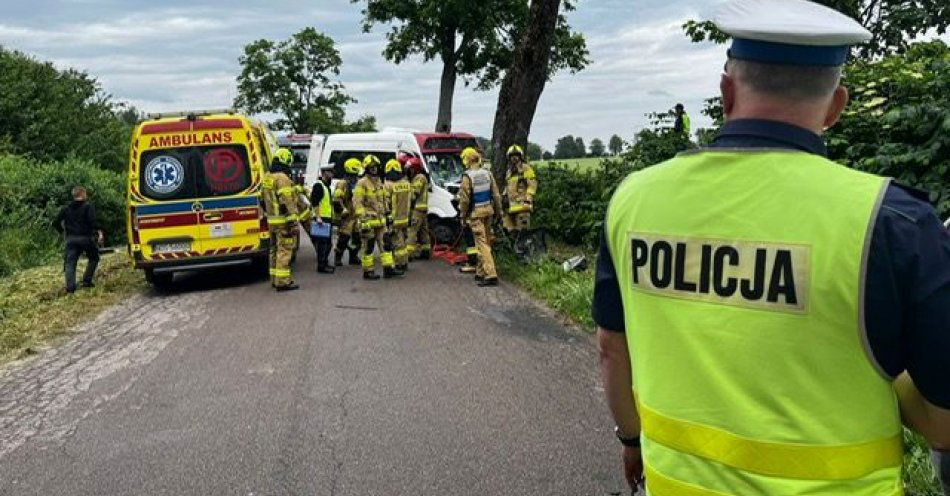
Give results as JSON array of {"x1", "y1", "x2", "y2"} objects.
[
  {"x1": 592, "y1": 227, "x2": 626, "y2": 332},
  {"x1": 865, "y1": 184, "x2": 950, "y2": 408},
  {"x1": 310, "y1": 184, "x2": 324, "y2": 206}
]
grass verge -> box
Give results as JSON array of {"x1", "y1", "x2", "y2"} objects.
[
  {"x1": 496, "y1": 242, "x2": 596, "y2": 331},
  {"x1": 0, "y1": 251, "x2": 145, "y2": 365},
  {"x1": 497, "y1": 242, "x2": 942, "y2": 495}
]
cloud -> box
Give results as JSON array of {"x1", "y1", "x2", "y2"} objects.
[{"x1": 0, "y1": 0, "x2": 728, "y2": 149}]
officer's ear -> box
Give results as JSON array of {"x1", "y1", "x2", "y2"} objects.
[
  {"x1": 823, "y1": 85, "x2": 849, "y2": 130},
  {"x1": 721, "y1": 73, "x2": 736, "y2": 119}
]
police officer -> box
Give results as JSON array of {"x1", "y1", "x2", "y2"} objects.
[
  {"x1": 457, "y1": 147, "x2": 503, "y2": 287},
  {"x1": 353, "y1": 155, "x2": 398, "y2": 280},
  {"x1": 262, "y1": 148, "x2": 300, "y2": 291},
  {"x1": 673, "y1": 103, "x2": 690, "y2": 138},
  {"x1": 406, "y1": 156, "x2": 432, "y2": 260},
  {"x1": 333, "y1": 158, "x2": 362, "y2": 267},
  {"x1": 310, "y1": 165, "x2": 335, "y2": 274},
  {"x1": 384, "y1": 159, "x2": 413, "y2": 273},
  {"x1": 594, "y1": 1, "x2": 950, "y2": 493},
  {"x1": 502, "y1": 145, "x2": 537, "y2": 258}
]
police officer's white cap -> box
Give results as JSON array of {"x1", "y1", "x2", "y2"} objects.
[{"x1": 714, "y1": 0, "x2": 872, "y2": 66}]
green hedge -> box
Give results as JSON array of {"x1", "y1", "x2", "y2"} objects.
[{"x1": 0, "y1": 155, "x2": 125, "y2": 277}]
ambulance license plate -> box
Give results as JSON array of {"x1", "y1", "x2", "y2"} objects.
[{"x1": 153, "y1": 241, "x2": 191, "y2": 254}]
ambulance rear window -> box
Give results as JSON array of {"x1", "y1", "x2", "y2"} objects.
[{"x1": 140, "y1": 146, "x2": 251, "y2": 201}]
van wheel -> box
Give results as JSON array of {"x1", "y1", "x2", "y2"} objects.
[
  {"x1": 429, "y1": 218, "x2": 459, "y2": 245},
  {"x1": 145, "y1": 269, "x2": 173, "y2": 288}
]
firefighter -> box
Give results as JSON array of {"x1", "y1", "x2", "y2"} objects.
[
  {"x1": 406, "y1": 156, "x2": 432, "y2": 260},
  {"x1": 384, "y1": 158, "x2": 413, "y2": 273},
  {"x1": 354, "y1": 155, "x2": 398, "y2": 280},
  {"x1": 262, "y1": 148, "x2": 300, "y2": 291},
  {"x1": 333, "y1": 158, "x2": 362, "y2": 267},
  {"x1": 502, "y1": 145, "x2": 537, "y2": 258},
  {"x1": 457, "y1": 147, "x2": 503, "y2": 287}
]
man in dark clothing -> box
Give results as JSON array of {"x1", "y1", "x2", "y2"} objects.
[
  {"x1": 309, "y1": 167, "x2": 335, "y2": 274},
  {"x1": 53, "y1": 186, "x2": 103, "y2": 293}
]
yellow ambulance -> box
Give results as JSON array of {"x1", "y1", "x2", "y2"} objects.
[{"x1": 126, "y1": 110, "x2": 276, "y2": 286}]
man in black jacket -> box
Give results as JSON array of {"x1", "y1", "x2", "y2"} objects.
[{"x1": 53, "y1": 186, "x2": 103, "y2": 293}]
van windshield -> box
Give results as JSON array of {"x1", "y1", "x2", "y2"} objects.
[
  {"x1": 139, "y1": 146, "x2": 251, "y2": 201},
  {"x1": 424, "y1": 153, "x2": 464, "y2": 188}
]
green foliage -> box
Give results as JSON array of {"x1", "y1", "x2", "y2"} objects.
[
  {"x1": 527, "y1": 142, "x2": 544, "y2": 161},
  {"x1": 235, "y1": 28, "x2": 374, "y2": 134},
  {"x1": 353, "y1": 0, "x2": 589, "y2": 91},
  {"x1": 0, "y1": 155, "x2": 125, "y2": 277},
  {"x1": 589, "y1": 138, "x2": 606, "y2": 157},
  {"x1": 536, "y1": 117, "x2": 693, "y2": 246},
  {"x1": 682, "y1": 1, "x2": 949, "y2": 59},
  {"x1": 554, "y1": 134, "x2": 587, "y2": 159},
  {"x1": 903, "y1": 429, "x2": 943, "y2": 496},
  {"x1": 827, "y1": 41, "x2": 950, "y2": 216},
  {"x1": 0, "y1": 47, "x2": 133, "y2": 172},
  {"x1": 608, "y1": 134, "x2": 624, "y2": 156}
]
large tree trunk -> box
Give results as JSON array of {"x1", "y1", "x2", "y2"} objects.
[
  {"x1": 490, "y1": 0, "x2": 562, "y2": 179},
  {"x1": 435, "y1": 27, "x2": 458, "y2": 133}
]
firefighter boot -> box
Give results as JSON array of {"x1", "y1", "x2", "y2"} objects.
[{"x1": 363, "y1": 271, "x2": 380, "y2": 280}]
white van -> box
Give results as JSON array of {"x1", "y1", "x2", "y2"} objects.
[{"x1": 304, "y1": 129, "x2": 480, "y2": 244}]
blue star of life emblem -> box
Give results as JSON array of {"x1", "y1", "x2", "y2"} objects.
[{"x1": 144, "y1": 156, "x2": 185, "y2": 195}]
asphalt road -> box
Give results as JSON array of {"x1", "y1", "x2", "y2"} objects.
[{"x1": 0, "y1": 240, "x2": 626, "y2": 495}]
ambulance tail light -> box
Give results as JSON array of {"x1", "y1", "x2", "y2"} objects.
[{"x1": 130, "y1": 205, "x2": 141, "y2": 244}]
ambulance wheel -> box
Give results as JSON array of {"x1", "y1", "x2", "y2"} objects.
[
  {"x1": 145, "y1": 269, "x2": 173, "y2": 288},
  {"x1": 430, "y1": 218, "x2": 459, "y2": 245}
]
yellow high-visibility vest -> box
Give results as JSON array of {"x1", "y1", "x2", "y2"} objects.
[{"x1": 605, "y1": 149, "x2": 902, "y2": 496}]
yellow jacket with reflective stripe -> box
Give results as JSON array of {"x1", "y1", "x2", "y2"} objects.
[
  {"x1": 386, "y1": 178, "x2": 413, "y2": 227},
  {"x1": 605, "y1": 149, "x2": 902, "y2": 496},
  {"x1": 262, "y1": 172, "x2": 299, "y2": 225},
  {"x1": 505, "y1": 162, "x2": 537, "y2": 204},
  {"x1": 353, "y1": 176, "x2": 386, "y2": 225},
  {"x1": 411, "y1": 174, "x2": 429, "y2": 211}
]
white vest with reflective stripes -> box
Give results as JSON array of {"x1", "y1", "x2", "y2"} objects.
[{"x1": 466, "y1": 168, "x2": 493, "y2": 208}]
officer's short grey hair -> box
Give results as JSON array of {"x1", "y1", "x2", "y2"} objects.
[
  {"x1": 727, "y1": 57, "x2": 843, "y2": 101},
  {"x1": 71, "y1": 186, "x2": 87, "y2": 199}
]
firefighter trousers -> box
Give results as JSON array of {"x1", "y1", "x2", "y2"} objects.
[
  {"x1": 270, "y1": 225, "x2": 296, "y2": 288},
  {"x1": 391, "y1": 223, "x2": 409, "y2": 266},
  {"x1": 360, "y1": 226, "x2": 394, "y2": 273},
  {"x1": 407, "y1": 210, "x2": 431, "y2": 257},
  {"x1": 468, "y1": 217, "x2": 496, "y2": 279}
]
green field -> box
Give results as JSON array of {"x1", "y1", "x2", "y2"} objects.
[{"x1": 532, "y1": 157, "x2": 607, "y2": 171}]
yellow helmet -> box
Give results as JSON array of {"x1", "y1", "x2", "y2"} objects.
[
  {"x1": 460, "y1": 147, "x2": 481, "y2": 167},
  {"x1": 385, "y1": 159, "x2": 402, "y2": 175},
  {"x1": 506, "y1": 145, "x2": 525, "y2": 158},
  {"x1": 275, "y1": 148, "x2": 293, "y2": 166},
  {"x1": 343, "y1": 158, "x2": 362, "y2": 175},
  {"x1": 362, "y1": 155, "x2": 381, "y2": 168}
]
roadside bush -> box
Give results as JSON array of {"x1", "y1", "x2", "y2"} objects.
[
  {"x1": 534, "y1": 125, "x2": 692, "y2": 247},
  {"x1": 0, "y1": 154, "x2": 125, "y2": 277}
]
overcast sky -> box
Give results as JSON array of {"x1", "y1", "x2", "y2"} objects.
[{"x1": 1, "y1": 1, "x2": 734, "y2": 150}]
